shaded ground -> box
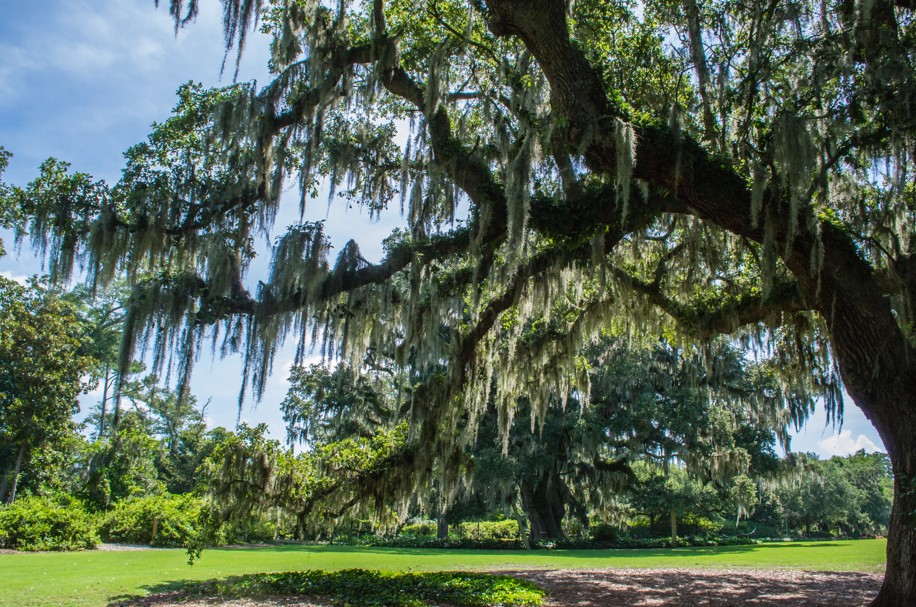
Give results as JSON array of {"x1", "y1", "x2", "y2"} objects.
[
  {"x1": 114, "y1": 568, "x2": 882, "y2": 607},
  {"x1": 515, "y1": 569, "x2": 882, "y2": 607},
  {"x1": 113, "y1": 597, "x2": 326, "y2": 607}
]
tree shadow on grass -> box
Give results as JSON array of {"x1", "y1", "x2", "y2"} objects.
[
  {"x1": 107, "y1": 579, "x2": 198, "y2": 606},
  {"x1": 108, "y1": 578, "x2": 329, "y2": 606},
  {"x1": 308, "y1": 543, "x2": 850, "y2": 560}
]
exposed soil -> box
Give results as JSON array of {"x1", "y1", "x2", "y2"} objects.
[
  {"x1": 513, "y1": 568, "x2": 882, "y2": 607},
  {"x1": 115, "y1": 568, "x2": 882, "y2": 607}
]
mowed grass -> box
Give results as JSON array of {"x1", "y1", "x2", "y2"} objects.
[{"x1": 0, "y1": 540, "x2": 886, "y2": 607}]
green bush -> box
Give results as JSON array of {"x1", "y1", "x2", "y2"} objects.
[
  {"x1": 218, "y1": 513, "x2": 287, "y2": 545},
  {"x1": 98, "y1": 493, "x2": 202, "y2": 547},
  {"x1": 0, "y1": 495, "x2": 98, "y2": 551},
  {"x1": 355, "y1": 535, "x2": 527, "y2": 550},
  {"x1": 400, "y1": 519, "x2": 520, "y2": 541},
  {"x1": 589, "y1": 522, "x2": 619, "y2": 542},
  {"x1": 188, "y1": 570, "x2": 544, "y2": 607},
  {"x1": 457, "y1": 519, "x2": 519, "y2": 540},
  {"x1": 400, "y1": 520, "x2": 438, "y2": 536}
]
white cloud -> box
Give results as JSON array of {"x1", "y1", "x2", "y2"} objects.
[
  {"x1": 817, "y1": 429, "x2": 881, "y2": 457},
  {"x1": 83, "y1": 381, "x2": 105, "y2": 399},
  {"x1": 0, "y1": 46, "x2": 41, "y2": 103},
  {"x1": 272, "y1": 353, "x2": 326, "y2": 387},
  {"x1": 0, "y1": 270, "x2": 29, "y2": 284}
]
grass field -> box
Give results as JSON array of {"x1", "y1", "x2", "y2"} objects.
[{"x1": 0, "y1": 540, "x2": 886, "y2": 607}]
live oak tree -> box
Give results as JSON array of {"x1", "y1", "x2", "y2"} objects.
[
  {"x1": 470, "y1": 336, "x2": 789, "y2": 543},
  {"x1": 5, "y1": 0, "x2": 916, "y2": 603}
]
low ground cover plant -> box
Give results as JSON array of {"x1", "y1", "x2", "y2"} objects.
[{"x1": 183, "y1": 569, "x2": 544, "y2": 607}]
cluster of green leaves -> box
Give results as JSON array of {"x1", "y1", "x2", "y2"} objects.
[
  {"x1": 0, "y1": 495, "x2": 98, "y2": 551},
  {"x1": 0, "y1": 277, "x2": 93, "y2": 505},
  {"x1": 188, "y1": 569, "x2": 544, "y2": 607},
  {"x1": 402, "y1": 518, "x2": 519, "y2": 541},
  {"x1": 764, "y1": 450, "x2": 893, "y2": 537},
  {"x1": 0, "y1": 146, "x2": 14, "y2": 257},
  {"x1": 198, "y1": 420, "x2": 409, "y2": 547},
  {"x1": 97, "y1": 493, "x2": 203, "y2": 547},
  {"x1": 282, "y1": 363, "x2": 397, "y2": 447}
]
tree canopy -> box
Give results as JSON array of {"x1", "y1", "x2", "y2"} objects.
[
  {"x1": 0, "y1": 277, "x2": 93, "y2": 504},
  {"x1": 3, "y1": 1, "x2": 916, "y2": 604}
]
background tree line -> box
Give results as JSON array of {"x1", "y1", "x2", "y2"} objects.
[{"x1": 0, "y1": 278, "x2": 892, "y2": 551}]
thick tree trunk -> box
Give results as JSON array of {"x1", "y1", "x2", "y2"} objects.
[
  {"x1": 869, "y1": 424, "x2": 916, "y2": 606},
  {"x1": 436, "y1": 514, "x2": 449, "y2": 540},
  {"x1": 4, "y1": 442, "x2": 27, "y2": 505},
  {"x1": 295, "y1": 512, "x2": 307, "y2": 541},
  {"x1": 521, "y1": 478, "x2": 566, "y2": 542}
]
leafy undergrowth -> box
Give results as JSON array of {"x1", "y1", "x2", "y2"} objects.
[{"x1": 181, "y1": 569, "x2": 545, "y2": 607}]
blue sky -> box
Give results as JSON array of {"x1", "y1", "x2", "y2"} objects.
[{"x1": 0, "y1": 0, "x2": 885, "y2": 457}]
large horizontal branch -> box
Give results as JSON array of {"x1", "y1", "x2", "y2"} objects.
[
  {"x1": 608, "y1": 265, "x2": 809, "y2": 338},
  {"x1": 199, "y1": 225, "x2": 474, "y2": 320}
]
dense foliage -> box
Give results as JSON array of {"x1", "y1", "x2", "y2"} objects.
[
  {"x1": 0, "y1": 495, "x2": 98, "y2": 551},
  {"x1": 97, "y1": 493, "x2": 203, "y2": 547},
  {"x1": 0, "y1": 286, "x2": 894, "y2": 557},
  {"x1": 184, "y1": 569, "x2": 544, "y2": 607},
  {"x1": 0, "y1": 277, "x2": 93, "y2": 505}
]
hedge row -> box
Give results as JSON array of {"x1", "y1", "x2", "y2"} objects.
[
  {"x1": 0, "y1": 493, "x2": 204, "y2": 551},
  {"x1": 350, "y1": 533, "x2": 759, "y2": 550},
  {"x1": 0, "y1": 496, "x2": 98, "y2": 551}
]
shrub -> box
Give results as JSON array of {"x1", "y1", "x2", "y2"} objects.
[
  {"x1": 457, "y1": 519, "x2": 519, "y2": 541},
  {"x1": 589, "y1": 522, "x2": 619, "y2": 542},
  {"x1": 187, "y1": 570, "x2": 544, "y2": 607},
  {"x1": 98, "y1": 493, "x2": 202, "y2": 547},
  {"x1": 400, "y1": 519, "x2": 520, "y2": 541},
  {"x1": 400, "y1": 520, "x2": 438, "y2": 537},
  {"x1": 218, "y1": 513, "x2": 287, "y2": 545},
  {"x1": 0, "y1": 495, "x2": 98, "y2": 551}
]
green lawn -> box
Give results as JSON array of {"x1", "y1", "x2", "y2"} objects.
[{"x1": 0, "y1": 540, "x2": 886, "y2": 607}]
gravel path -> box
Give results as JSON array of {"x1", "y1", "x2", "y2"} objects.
[
  {"x1": 118, "y1": 568, "x2": 882, "y2": 607},
  {"x1": 98, "y1": 543, "x2": 172, "y2": 551}
]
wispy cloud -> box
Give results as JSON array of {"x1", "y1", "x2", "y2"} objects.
[
  {"x1": 0, "y1": 270, "x2": 29, "y2": 284},
  {"x1": 817, "y1": 430, "x2": 882, "y2": 457}
]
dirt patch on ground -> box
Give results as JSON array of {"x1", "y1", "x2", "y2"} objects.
[
  {"x1": 513, "y1": 568, "x2": 882, "y2": 606},
  {"x1": 115, "y1": 568, "x2": 882, "y2": 607}
]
